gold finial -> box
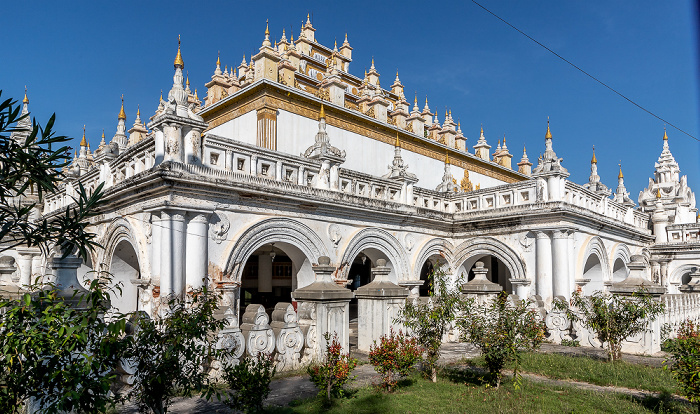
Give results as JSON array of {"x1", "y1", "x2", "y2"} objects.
[
  {"x1": 160, "y1": 89, "x2": 163, "y2": 101},
  {"x1": 414, "y1": 93, "x2": 417, "y2": 105},
  {"x1": 656, "y1": 188, "x2": 661, "y2": 199},
  {"x1": 265, "y1": 19, "x2": 270, "y2": 36},
  {"x1": 186, "y1": 72, "x2": 190, "y2": 87},
  {"x1": 445, "y1": 151, "x2": 450, "y2": 165},
  {"x1": 174, "y1": 34, "x2": 184, "y2": 68},
  {"x1": 80, "y1": 125, "x2": 87, "y2": 147},
  {"x1": 137, "y1": 104, "x2": 141, "y2": 118},
  {"x1": 480, "y1": 124, "x2": 484, "y2": 135},
  {"x1": 118, "y1": 94, "x2": 126, "y2": 120},
  {"x1": 334, "y1": 39, "x2": 337, "y2": 49},
  {"x1": 319, "y1": 104, "x2": 325, "y2": 119},
  {"x1": 663, "y1": 127, "x2": 668, "y2": 141},
  {"x1": 344, "y1": 33, "x2": 348, "y2": 42},
  {"x1": 23, "y1": 85, "x2": 28, "y2": 104},
  {"x1": 395, "y1": 132, "x2": 400, "y2": 147},
  {"x1": 217, "y1": 51, "x2": 220, "y2": 67},
  {"x1": 545, "y1": 117, "x2": 552, "y2": 139},
  {"x1": 618, "y1": 166, "x2": 624, "y2": 179},
  {"x1": 194, "y1": 89, "x2": 199, "y2": 100},
  {"x1": 503, "y1": 134, "x2": 506, "y2": 145},
  {"x1": 591, "y1": 145, "x2": 597, "y2": 163}
]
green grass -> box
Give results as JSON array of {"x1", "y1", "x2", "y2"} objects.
[
  {"x1": 267, "y1": 373, "x2": 693, "y2": 414},
  {"x1": 509, "y1": 352, "x2": 678, "y2": 394}
]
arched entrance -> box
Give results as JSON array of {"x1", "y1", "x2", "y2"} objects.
[
  {"x1": 108, "y1": 240, "x2": 140, "y2": 314},
  {"x1": 612, "y1": 258, "x2": 628, "y2": 283},
  {"x1": 418, "y1": 254, "x2": 448, "y2": 297},
  {"x1": 582, "y1": 254, "x2": 604, "y2": 295},
  {"x1": 460, "y1": 255, "x2": 512, "y2": 293},
  {"x1": 239, "y1": 241, "x2": 314, "y2": 314}
]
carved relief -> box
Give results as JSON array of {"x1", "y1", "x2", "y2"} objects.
[
  {"x1": 327, "y1": 223, "x2": 342, "y2": 247},
  {"x1": 209, "y1": 212, "x2": 230, "y2": 244}
]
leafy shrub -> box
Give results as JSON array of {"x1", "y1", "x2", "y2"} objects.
[
  {"x1": 0, "y1": 277, "x2": 127, "y2": 414},
  {"x1": 124, "y1": 288, "x2": 227, "y2": 414},
  {"x1": 556, "y1": 289, "x2": 665, "y2": 362},
  {"x1": 222, "y1": 352, "x2": 276, "y2": 413},
  {"x1": 664, "y1": 319, "x2": 700, "y2": 412},
  {"x1": 368, "y1": 329, "x2": 422, "y2": 392},
  {"x1": 561, "y1": 338, "x2": 580, "y2": 347},
  {"x1": 459, "y1": 291, "x2": 546, "y2": 388},
  {"x1": 396, "y1": 266, "x2": 463, "y2": 382},
  {"x1": 308, "y1": 332, "x2": 358, "y2": 402}
]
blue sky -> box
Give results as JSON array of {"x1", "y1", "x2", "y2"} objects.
[{"x1": 2, "y1": 1, "x2": 698, "y2": 200}]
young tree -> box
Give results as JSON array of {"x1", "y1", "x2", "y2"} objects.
[
  {"x1": 0, "y1": 277, "x2": 127, "y2": 413},
  {"x1": 556, "y1": 289, "x2": 665, "y2": 362},
  {"x1": 459, "y1": 291, "x2": 546, "y2": 388},
  {"x1": 307, "y1": 332, "x2": 358, "y2": 403},
  {"x1": 222, "y1": 352, "x2": 276, "y2": 413},
  {"x1": 0, "y1": 91, "x2": 126, "y2": 413},
  {"x1": 665, "y1": 320, "x2": 700, "y2": 414},
  {"x1": 368, "y1": 329, "x2": 422, "y2": 392},
  {"x1": 395, "y1": 266, "x2": 463, "y2": 382},
  {"x1": 124, "y1": 288, "x2": 227, "y2": 414}
]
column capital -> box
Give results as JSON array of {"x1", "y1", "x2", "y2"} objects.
[
  {"x1": 552, "y1": 228, "x2": 573, "y2": 239},
  {"x1": 534, "y1": 230, "x2": 551, "y2": 239}
]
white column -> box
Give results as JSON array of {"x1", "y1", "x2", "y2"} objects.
[
  {"x1": 552, "y1": 229, "x2": 571, "y2": 299},
  {"x1": 258, "y1": 253, "x2": 273, "y2": 293},
  {"x1": 186, "y1": 213, "x2": 209, "y2": 290},
  {"x1": 159, "y1": 211, "x2": 173, "y2": 296},
  {"x1": 535, "y1": 231, "x2": 553, "y2": 304},
  {"x1": 330, "y1": 165, "x2": 339, "y2": 190},
  {"x1": 151, "y1": 214, "x2": 161, "y2": 285},
  {"x1": 547, "y1": 176, "x2": 561, "y2": 201},
  {"x1": 16, "y1": 251, "x2": 33, "y2": 287},
  {"x1": 171, "y1": 211, "x2": 186, "y2": 295}
]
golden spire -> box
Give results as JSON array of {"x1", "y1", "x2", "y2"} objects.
[
  {"x1": 216, "y1": 51, "x2": 220, "y2": 67},
  {"x1": 80, "y1": 125, "x2": 87, "y2": 147},
  {"x1": 186, "y1": 72, "x2": 190, "y2": 87},
  {"x1": 265, "y1": 19, "x2": 270, "y2": 36},
  {"x1": 395, "y1": 132, "x2": 400, "y2": 147},
  {"x1": 414, "y1": 94, "x2": 417, "y2": 105},
  {"x1": 118, "y1": 94, "x2": 126, "y2": 120},
  {"x1": 174, "y1": 34, "x2": 184, "y2": 68},
  {"x1": 663, "y1": 127, "x2": 668, "y2": 141},
  {"x1": 344, "y1": 33, "x2": 348, "y2": 43},
  {"x1": 545, "y1": 118, "x2": 552, "y2": 139},
  {"x1": 480, "y1": 124, "x2": 484, "y2": 135},
  {"x1": 591, "y1": 145, "x2": 597, "y2": 163},
  {"x1": 618, "y1": 161, "x2": 624, "y2": 179},
  {"x1": 503, "y1": 134, "x2": 506, "y2": 145},
  {"x1": 445, "y1": 151, "x2": 450, "y2": 165},
  {"x1": 319, "y1": 104, "x2": 325, "y2": 119},
  {"x1": 160, "y1": 89, "x2": 163, "y2": 101},
  {"x1": 23, "y1": 85, "x2": 28, "y2": 104},
  {"x1": 194, "y1": 89, "x2": 199, "y2": 100},
  {"x1": 137, "y1": 104, "x2": 141, "y2": 118},
  {"x1": 656, "y1": 188, "x2": 662, "y2": 199}
]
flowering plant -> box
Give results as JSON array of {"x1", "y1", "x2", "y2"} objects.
[
  {"x1": 369, "y1": 329, "x2": 422, "y2": 392},
  {"x1": 307, "y1": 332, "x2": 358, "y2": 402},
  {"x1": 664, "y1": 319, "x2": 700, "y2": 412}
]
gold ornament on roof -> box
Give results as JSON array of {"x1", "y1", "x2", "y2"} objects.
[
  {"x1": 319, "y1": 104, "x2": 325, "y2": 119},
  {"x1": 591, "y1": 145, "x2": 597, "y2": 164},
  {"x1": 461, "y1": 169, "x2": 473, "y2": 192},
  {"x1": 618, "y1": 161, "x2": 624, "y2": 179},
  {"x1": 23, "y1": 86, "x2": 29, "y2": 104},
  {"x1": 80, "y1": 125, "x2": 87, "y2": 147},
  {"x1": 216, "y1": 51, "x2": 220, "y2": 67},
  {"x1": 174, "y1": 34, "x2": 184, "y2": 68},
  {"x1": 118, "y1": 95, "x2": 126, "y2": 120},
  {"x1": 663, "y1": 127, "x2": 668, "y2": 141},
  {"x1": 545, "y1": 118, "x2": 552, "y2": 139},
  {"x1": 656, "y1": 188, "x2": 662, "y2": 199}
]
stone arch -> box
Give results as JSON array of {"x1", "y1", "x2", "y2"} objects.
[
  {"x1": 99, "y1": 217, "x2": 141, "y2": 313},
  {"x1": 338, "y1": 228, "x2": 409, "y2": 283},
  {"x1": 224, "y1": 218, "x2": 329, "y2": 288},
  {"x1": 580, "y1": 237, "x2": 611, "y2": 280},
  {"x1": 412, "y1": 238, "x2": 455, "y2": 280},
  {"x1": 670, "y1": 264, "x2": 700, "y2": 286},
  {"x1": 579, "y1": 237, "x2": 610, "y2": 295},
  {"x1": 453, "y1": 237, "x2": 526, "y2": 281},
  {"x1": 610, "y1": 243, "x2": 631, "y2": 283}
]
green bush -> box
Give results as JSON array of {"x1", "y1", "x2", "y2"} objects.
[
  {"x1": 308, "y1": 332, "x2": 358, "y2": 403},
  {"x1": 664, "y1": 319, "x2": 700, "y2": 413},
  {"x1": 459, "y1": 292, "x2": 546, "y2": 388},
  {"x1": 556, "y1": 289, "x2": 665, "y2": 362},
  {"x1": 368, "y1": 329, "x2": 422, "y2": 392},
  {"x1": 222, "y1": 352, "x2": 276, "y2": 413},
  {"x1": 396, "y1": 266, "x2": 462, "y2": 382}
]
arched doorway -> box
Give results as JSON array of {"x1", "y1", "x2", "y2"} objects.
[
  {"x1": 582, "y1": 254, "x2": 604, "y2": 295},
  {"x1": 239, "y1": 242, "x2": 314, "y2": 315},
  {"x1": 108, "y1": 240, "x2": 140, "y2": 314},
  {"x1": 459, "y1": 254, "x2": 512, "y2": 293},
  {"x1": 418, "y1": 254, "x2": 448, "y2": 297},
  {"x1": 612, "y1": 258, "x2": 628, "y2": 283}
]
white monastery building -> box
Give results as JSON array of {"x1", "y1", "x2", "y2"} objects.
[{"x1": 3, "y1": 18, "x2": 699, "y2": 358}]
